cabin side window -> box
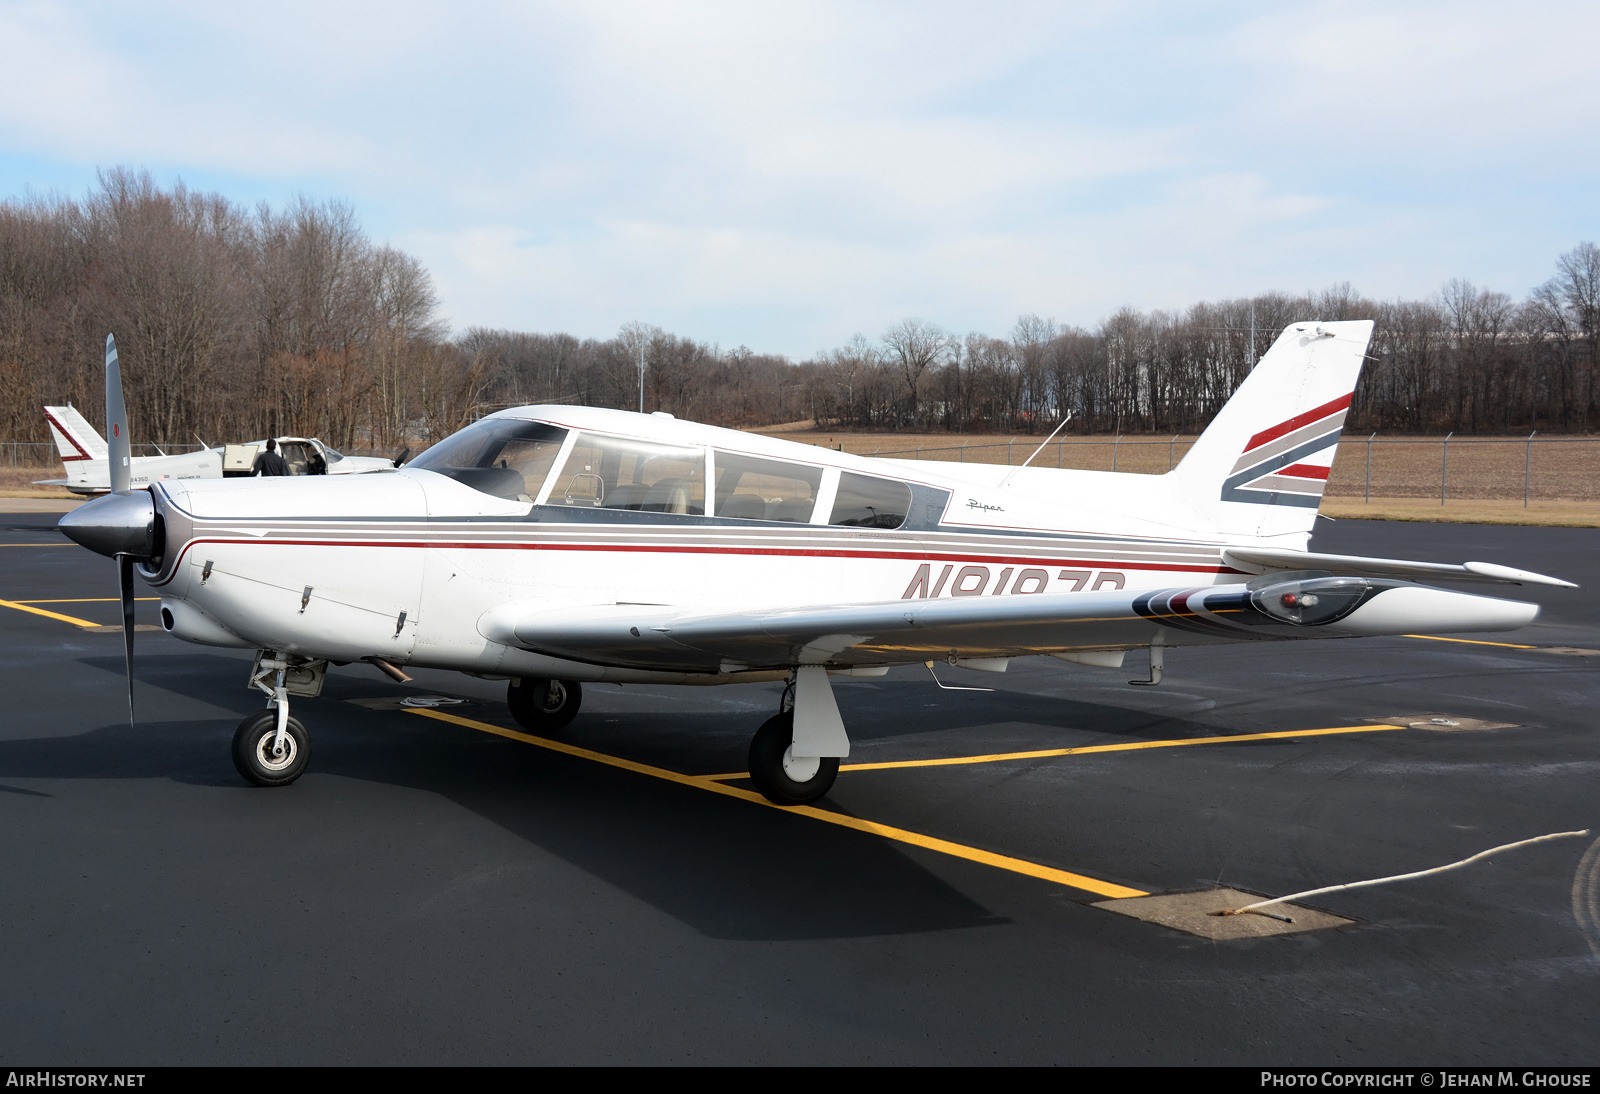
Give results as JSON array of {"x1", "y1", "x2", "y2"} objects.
[
  {"x1": 713, "y1": 452, "x2": 823, "y2": 522},
  {"x1": 829, "y1": 471, "x2": 912, "y2": 529},
  {"x1": 409, "y1": 419, "x2": 569, "y2": 501},
  {"x1": 546, "y1": 434, "x2": 707, "y2": 515}
]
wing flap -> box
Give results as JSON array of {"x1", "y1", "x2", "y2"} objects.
[{"x1": 1222, "y1": 547, "x2": 1576, "y2": 589}]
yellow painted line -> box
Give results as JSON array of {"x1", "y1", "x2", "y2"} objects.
[
  {"x1": 700, "y1": 724, "x2": 1403, "y2": 779},
  {"x1": 405, "y1": 707, "x2": 1146, "y2": 899},
  {"x1": 1404, "y1": 634, "x2": 1538, "y2": 649},
  {"x1": 11, "y1": 597, "x2": 159, "y2": 604},
  {"x1": 0, "y1": 598, "x2": 100, "y2": 627}
]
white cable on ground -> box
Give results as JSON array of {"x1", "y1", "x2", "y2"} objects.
[{"x1": 1220, "y1": 829, "x2": 1591, "y2": 919}]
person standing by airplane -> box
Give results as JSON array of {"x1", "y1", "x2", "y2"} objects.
[{"x1": 251, "y1": 438, "x2": 291, "y2": 476}]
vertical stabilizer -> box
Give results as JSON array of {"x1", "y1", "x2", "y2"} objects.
[
  {"x1": 44, "y1": 405, "x2": 110, "y2": 462},
  {"x1": 1172, "y1": 320, "x2": 1373, "y2": 540}
]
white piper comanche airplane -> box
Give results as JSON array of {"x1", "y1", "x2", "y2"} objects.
[
  {"x1": 41, "y1": 403, "x2": 394, "y2": 495},
  {"x1": 61, "y1": 324, "x2": 1573, "y2": 804}
]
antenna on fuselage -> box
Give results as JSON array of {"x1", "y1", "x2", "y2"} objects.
[
  {"x1": 1250, "y1": 300, "x2": 1257, "y2": 368},
  {"x1": 998, "y1": 411, "x2": 1073, "y2": 489}
]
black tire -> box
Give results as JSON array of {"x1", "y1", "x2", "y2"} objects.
[
  {"x1": 507, "y1": 678, "x2": 583, "y2": 733},
  {"x1": 747, "y1": 711, "x2": 839, "y2": 806},
  {"x1": 231, "y1": 710, "x2": 311, "y2": 787}
]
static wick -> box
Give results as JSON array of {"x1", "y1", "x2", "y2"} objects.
[{"x1": 1214, "y1": 829, "x2": 1591, "y2": 919}]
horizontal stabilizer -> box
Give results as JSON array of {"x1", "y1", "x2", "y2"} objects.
[{"x1": 1221, "y1": 547, "x2": 1576, "y2": 588}]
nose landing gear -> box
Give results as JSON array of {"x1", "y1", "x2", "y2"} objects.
[
  {"x1": 232, "y1": 651, "x2": 324, "y2": 787},
  {"x1": 232, "y1": 709, "x2": 311, "y2": 786}
]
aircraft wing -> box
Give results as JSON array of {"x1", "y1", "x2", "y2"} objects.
[
  {"x1": 1221, "y1": 547, "x2": 1576, "y2": 588},
  {"x1": 479, "y1": 576, "x2": 1540, "y2": 674}
]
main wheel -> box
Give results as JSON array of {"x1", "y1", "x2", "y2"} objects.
[
  {"x1": 747, "y1": 711, "x2": 839, "y2": 806},
  {"x1": 231, "y1": 710, "x2": 311, "y2": 787},
  {"x1": 507, "y1": 677, "x2": 583, "y2": 733}
]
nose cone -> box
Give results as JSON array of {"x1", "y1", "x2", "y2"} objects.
[{"x1": 59, "y1": 490, "x2": 159, "y2": 559}]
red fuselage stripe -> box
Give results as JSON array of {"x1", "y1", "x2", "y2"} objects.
[
  {"x1": 1243, "y1": 393, "x2": 1352, "y2": 453},
  {"x1": 154, "y1": 536, "x2": 1243, "y2": 586}
]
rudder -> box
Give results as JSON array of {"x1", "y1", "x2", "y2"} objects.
[{"x1": 44, "y1": 405, "x2": 109, "y2": 462}]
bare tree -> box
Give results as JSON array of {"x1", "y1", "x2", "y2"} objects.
[{"x1": 881, "y1": 318, "x2": 954, "y2": 428}]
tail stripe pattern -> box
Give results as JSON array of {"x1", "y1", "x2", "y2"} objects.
[
  {"x1": 1220, "y1": 395, "x2": 1351, "y2": 508},
  {"x1": 44, "y1": 409, "x2": 94, "y2": 461}
]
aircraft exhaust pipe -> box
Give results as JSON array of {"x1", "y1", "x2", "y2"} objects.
[{"x1": 364, "y1": 656, "x2": 413, "y2": 683}]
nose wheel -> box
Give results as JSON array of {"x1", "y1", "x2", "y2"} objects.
[
  {"x1": 747, "y1": 711, "x2": 839, "y2": 806},
  {"x1": 232, "y1": 710, "x2": 311, "y2": 786}
]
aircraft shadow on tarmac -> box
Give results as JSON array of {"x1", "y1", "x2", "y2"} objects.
[
  {"x1": 0, "y1": 652, "x2": 1083, "y2": 941},
  {"x1": 10, "y1": 649, "x2": 1239, "y2": 941}
]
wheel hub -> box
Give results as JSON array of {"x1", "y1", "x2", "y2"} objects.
[
  {"x1": 540, "y1": 681, "x2": 567, "y2": 713},
  {"x1": 781, "y1": 745, "x2": 821, "y2": 783},
  {"x1": 255, "y1": 732, "x2": 298, "y2": 772}
]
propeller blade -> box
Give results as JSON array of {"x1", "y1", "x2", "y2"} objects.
[
  {"x1": 393, "y1": 446, "x2": 410, "y2": 468},
  {"x1": 118, "y1": 553, "x2": 136, "y2": 726},
  {"x1": 105, "y1": 334, "x2": 131, "y2": 495}
]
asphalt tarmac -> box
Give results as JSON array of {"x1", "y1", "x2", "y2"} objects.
[{"x1": 1, "y1": 512, "x2": 1596, "y2": 1065}]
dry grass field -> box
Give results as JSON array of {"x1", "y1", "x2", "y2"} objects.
[{"x1": 0, "y1": 467, "x2": 74, "y2": 498}]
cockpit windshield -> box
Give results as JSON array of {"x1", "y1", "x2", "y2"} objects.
[{"x1": 409, "y1": 418, "x2": 568, "y2": 501}]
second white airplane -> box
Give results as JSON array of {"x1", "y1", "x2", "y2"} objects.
[{"x1": 41, "y1": 404, "x2": 394, "y2": 494}]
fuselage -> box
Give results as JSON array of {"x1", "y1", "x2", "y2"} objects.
[{"x1": 141, "y1": 406, "x2": 1280, "y2": 682}]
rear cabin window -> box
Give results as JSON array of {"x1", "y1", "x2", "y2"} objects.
[
  {"x1": 547, "y1": 434, "x2": 706, "y2": 515},
  {"x1": 829, "y1": 471, "x2": 911, "y2": 529},
  {"x1": 409, "y1": 419, "x2": 568, "y2": 501},
  {"x1": 713, "y1": 453, "x2": 823, "y2": 522}
]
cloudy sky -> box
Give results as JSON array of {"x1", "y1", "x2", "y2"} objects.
[{"x1": 1, "y1": 0, "x2": 1595, "y2": 357}]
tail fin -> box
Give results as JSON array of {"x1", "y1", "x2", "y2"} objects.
[
  {"x1": 1172, "y1": 320, "x2": 1373, "y2": 541},
  {"x1": 44, "y1": 405, "x2": 110, "y2": 462}
]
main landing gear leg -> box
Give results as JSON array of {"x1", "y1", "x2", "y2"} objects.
[
  {"x1": 747, "y1": 666, "x2": 849, "y2": 806},
  {"x1": 232, "y1": 652, "x2": 311, "y2": 786}
]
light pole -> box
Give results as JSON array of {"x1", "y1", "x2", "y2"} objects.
[{"x1": 637, "y1": 341, "x2": 645, "y2": 414}]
